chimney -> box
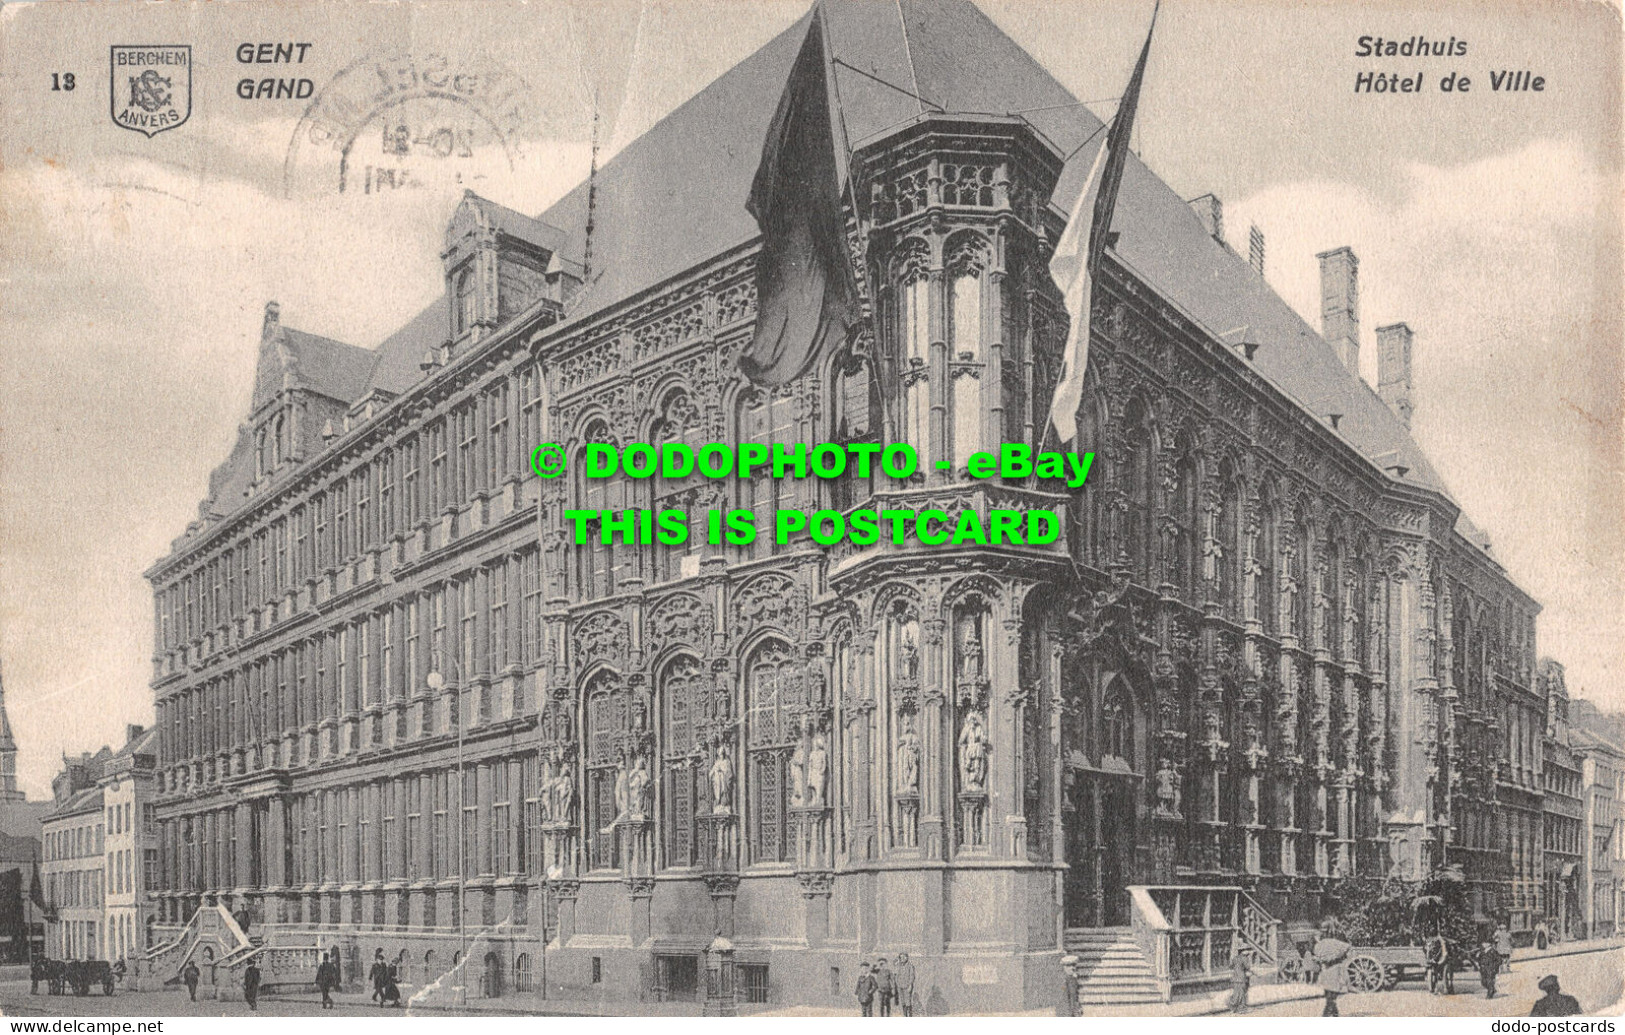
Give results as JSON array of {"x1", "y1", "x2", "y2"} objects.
[
  {"x1": 126, "y1": 724, "x2": 145, "y2": 744},
  {"x1": 1188, "y1": 194, "x2": 1224, "y2": 244},
  {"x1": 262, "y1": 300, "x2": 281, "y2": 339},
  {"x1": 1317, "y1": 246, "x2": 1360, "y2": 374},
  {"x1": 1376, "y1": 322, "x2": 1415, "y2": 426},
  {"x1": 1248, "y1": 225, "x2": 1265, "y2": 277}
]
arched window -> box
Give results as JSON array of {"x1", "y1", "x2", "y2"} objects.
[
  {"x1": 1325, "y1": 523, "x2": 1345, "y2": 661},
  {"x1": 1291, "y1": 507, "x2": 1311, "y2": 640},
  {"x1": 583, "y1": 672, "x2": 630, "y2": 870},
  {"x1": 1075, "y1": 385, "x2": 1104, "y2": 564},
  {"x1": 831, "y1": 351, "x2": 878, "y2": 512},
  {"x1": 652, "y1": 391, "x2": 704, "y2": 581},
  {"x1": 737, "y1": 387, "x2": 796, "y2": 559},
  {"x1": 256, "y1": 428, "x2": 268, "y2": 480},
  {"x1": 1169, "y1": 438, "x2": 1200, "y2": 598},
  {"x1": 574, "y1": 421, "x2": 615, "y2": 598},
  {"x1": 272, "y1": 414, "x2": 286, "y2": 466},
  {"x1": 1101, "y1": 681, "x2": 1133, "y2": 766},
  {"x1": 1217, "y1": 463, "x2": 1242, "y2": 613},
  {"x1": 512, "y1": 953, "x2": 532, "y2": 994},
  {"x1": 745, "y1": 640, "x2": 802, "y2": 864},
  {"x1": 660, "y1": 655, "x2": 707, "y2": 868},
  {"x1": 454, "y1": 268, "x2": 476, "y2": 337},
  {"x1": 1257, "y1": 485, "x2": 1279, "y2": 637},
  {"x1": 947, "y1": 235, "x2": 986, "y2": 469},
  {"x1": 1121, "y1": 399, "x2": 1153, "y2": 580},
  {"x1": 893, "y1": 240, "x2": 931, "y2": 458}
]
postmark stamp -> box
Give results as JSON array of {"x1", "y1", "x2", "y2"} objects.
[
  {"x1": 109, "y1": 45, "x2": 192, "y2": 137},
  {"x1": 281, "y1": 51, "x2": 537, "y2": 198}
]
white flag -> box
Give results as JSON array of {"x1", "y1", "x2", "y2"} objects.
[{"x1": 1046, "y1": 139, "x2": 1109, "y2": 445}]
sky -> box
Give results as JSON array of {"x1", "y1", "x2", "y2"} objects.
[{"x1": 0, "y1": 0, "x2": 1619, "y2": 799}]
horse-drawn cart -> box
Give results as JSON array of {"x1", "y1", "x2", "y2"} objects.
[{"x1": 1280, "y1": 944, "x2": 1456, "y2": 992}]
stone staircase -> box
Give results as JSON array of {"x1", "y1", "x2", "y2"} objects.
[{"x1": 1064, "y1": 927, "x2": 1166, "y2": 1006}]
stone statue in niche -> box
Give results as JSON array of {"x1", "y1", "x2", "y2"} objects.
[
  {"x1": 789, "y1": 727, "x2": 810, "y2": 807},
  {"x1": 1155, "y1": 758, "x2": 1182, "y2": 817},
  {"x1": 550, "y1": 757, "x2": 576, "y2": 825},
  {"x1": 958, "y1": 619, "x2": 984, "y2": 680},
  {"x1": 613, "y1": 746, "x2": 631, "y2": 821},
  {"x1": 958, "y1": 710, "x2": 990, "y2": 793},
  {"x1": 807, "y1": 730, "x2": 829, "y2": 807},
  {"x1": 895, "y1": 714, "x2": 921, "y2": 794},
  {"x1": 708, "y1": 741, "x2": 735, "y2": 814},
  {"x1": 898, "y1": 622, "x2": 920, "y2": 681},
  {"x1": 627, "y1": 751, "x2": 651, "y2": 821}
]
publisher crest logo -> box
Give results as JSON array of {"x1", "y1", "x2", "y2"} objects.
[{"x1": 110, "y1": 45, "x2": 191, "y2": 137}]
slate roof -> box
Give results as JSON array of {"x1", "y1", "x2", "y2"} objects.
[{"x1": 218, "y1": 0, "x2": 1483, "y2": 547}]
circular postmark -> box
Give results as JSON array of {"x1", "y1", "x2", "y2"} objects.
[{"x1": 283, "y1": 52, "x2": 538, "y2": 198}]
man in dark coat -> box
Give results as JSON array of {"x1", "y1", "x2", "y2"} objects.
[
  {"x1": 181, "y1": 960, "x2": 201, "y2": 1002},
  {"x1": 369, "y1": 950, "x2": 389, "y2": 1005},
  {"x1": 1530, "y1": 975, "x2": 1581, "y2": 1016},
  {"x1": 30, "y1": 957, "x2": 44, "y2": 994},
  {"x1": 243, "y1": 960, "x2": 262, "y2": 1011},
  {"x1": 382, "y1": 962, "x2": 402, "y2": 1008},
  {"x1": 316, "y1": 951, "x2": 338, "y2": 1009},
  {"x1": 1477, "y1": 941, "x2": 1500, "y2": 999},
  {"x1": 893, "y1": 952, "x2": 916, "y2": 1017},
  {"x1": 854, "y1": 962, "x2": 876, "y2": 1016},
  {"x1": 873, "y1": 957, "x2": 894, "y2": 1016}
]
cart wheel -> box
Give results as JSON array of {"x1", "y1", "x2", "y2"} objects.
[{"x1": 1347, "y1": 955, "x2": 1385, "y2": 993}]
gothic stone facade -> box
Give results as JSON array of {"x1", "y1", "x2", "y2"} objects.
[{"x1": 145, "y1": 64, "x2": 1539, "y2": 1024}]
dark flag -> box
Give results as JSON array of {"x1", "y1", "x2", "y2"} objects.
[
  {"x1": 739, "y1": 7, "x2": 858, "y2": 386},
  {"x1": 1047, "y1": 3, "x2": 1159, "y2": 444}
]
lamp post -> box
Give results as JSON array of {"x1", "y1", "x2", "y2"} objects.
[{"x1": 425, "y1": 650, "x2": 465, "y2": 1002}]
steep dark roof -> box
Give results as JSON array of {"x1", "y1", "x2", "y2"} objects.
[{"x1": 250, "y1": 325, "x2": 378, "y2": 414}]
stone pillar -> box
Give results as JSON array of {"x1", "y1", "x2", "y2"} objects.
[
  {"x1": 796, "y1": 872, "x2": 831, "y2": 948},
  {"x1": 706, "y1": 873, "x2": 740, "y2": 940},
  {"x1": 627, "y1": 876, "x2": 654, "y2": 946},
  {"x1": 234, "y1": 803, "x2": 253, "y2": 894},
  {"x1": 476, "y1": 763, "x2": 493, "y2": 876}
]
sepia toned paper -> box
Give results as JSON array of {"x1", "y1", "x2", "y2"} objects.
[{"x1": 0, "y1": 0, "x2": 1620, "y2": 1020}]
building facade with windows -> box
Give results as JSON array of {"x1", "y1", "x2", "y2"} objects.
[
  {"x1": 101, "y1": 727, "x2": 160, "y2": 964},
  {"x1": 1576, "y1": 730, "x2": 1623, "y2": 938},
  {"x1": 1540, "y1": 660, "x2": 1585, "y2": 941},
  {"x1": 42, "y1": 752, "x2": 109, "y2": 960},
  {"x1": 145, "y1": 1, "x2": 1544, "y2": 1011}
]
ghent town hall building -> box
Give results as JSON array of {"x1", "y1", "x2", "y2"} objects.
[{"x1": 140, "y1": 0, "x2": 1543, "y2": 1011}]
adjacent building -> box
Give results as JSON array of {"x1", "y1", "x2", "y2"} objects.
[
  {"x1": 1574, "y1": 727, "x2": 1623, "y2": 938},
  {"x1": 41, "y1": 726, "x2": 160, "y2": 962},
  {"x1": 1539, "y1": 660, "x2": 1585, "y2": 940},
  {"x1": 145, "y1": 0, "x2": 1549, "y2": 1010},
  {"x1": 43, "y1": 750, "x2": 109, "y2": 959}
]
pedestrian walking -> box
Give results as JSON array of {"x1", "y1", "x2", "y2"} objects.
[
  {"x1": 181, "y1": 960, "x2": 201, "y2": 1002},
  {"x1": 854, "y1": 962, "x2": 876, "y2": 1016},
  {"x1": 1530, "y1": 974, "x2": 1581, "y2": 1017},
  {"x1": 382, "y1": 962, "x2": 402, "y2": 1008},
  {"x1": 874, "y1": 956, "x2": 894, "y2": 1016},
  {"x1": 243, "y1": 960, "x2": 262, "y2": 1011},
  {"x1": 1494, "y1": 923, "x2": 1514, "y2": 974},
  {"x1": 1227, "y1": 952, "x2": 1254, "y2": 1012},
  {"x1": 369, "y1": 949, "x2": 389, "y2": 1005},
  {"x1": 316, "y1": 950, "x2": 338, "y2": 1009},
  {"x1": 30, "y1": 957, "x2": 43, "y2": 994},
  {"x1": 893, "y1": 952, "x2": 916, "y2": 1017},
  {"x1": 1477, "y1": 941, "x2": 1500, "y2": 999},
  {"x1": 1312, "y1": 925, "x2": 1351, "y2": 1017}
]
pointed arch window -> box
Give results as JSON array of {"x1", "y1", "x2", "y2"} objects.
[
  {"x1": 454, "y1": 267, "x2": 476, "y2": 338},
  {"x1": 1169, "y1": 440, "x2": 1199, "y2": 598},
  {"x1": 745, "y1": 640, "x2": 802, "y2": 864},
  {"x1": 737, "y1": 388, "x2": 796, "y2": 559},
  {"x1": 892, "y1": 240, "x2": 932, "y2": 459},
  {"x1": 1121, "y1": 399, "x2": 1153, "y2": 580},
  {"x1": 947, "y1": 235, "x2": 988, "y2": 469},
  {"x1": 831, "y1": 350, "x2": 879, "y2": 512},
  {"x1": 583, "y1": 673, "x2": 631, "y2": 871},
  {"x1": 574, "y1": 421, "x2": 615, "y2": 598},
  {"x1": 1218, "y1": 464, "x2": 1242, "y2": 613},
  {"x1": 1257, "y1": 488, "x2": 1279, "y2": 637},
  {"x1": 660, "y1": 655, "x2": 708, "y2": 868},
  {"x1": 653, "y1": 391, "x2": 704, "y2": 581}
]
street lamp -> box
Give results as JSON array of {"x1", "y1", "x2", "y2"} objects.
[{"x1": 425, "y1": 651, "x2": 466, "y2": 1002}]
